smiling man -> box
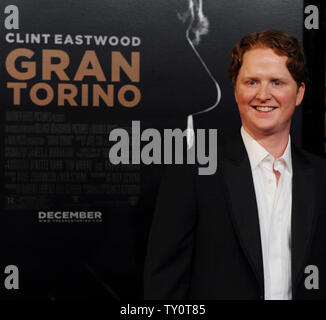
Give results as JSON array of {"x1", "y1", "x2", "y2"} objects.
[
  {"x1": 231, "y1": 32, "x2": 305, "y2": 160},
  {"x1": 144, "y1": 30, "x2": 326, "y2": 300}
]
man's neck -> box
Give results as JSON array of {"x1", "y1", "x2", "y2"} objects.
[{"x1": 243, "y1": 126, "x2": 290, "y2": 159}]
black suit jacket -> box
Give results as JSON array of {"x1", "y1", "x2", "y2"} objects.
[{"x1": 144, "y1": 131, "x2": 326, "y2": 299}]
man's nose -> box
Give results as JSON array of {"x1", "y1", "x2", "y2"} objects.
[{"x1": 256, "y1": 83, "x2": 272, "y2": 101}]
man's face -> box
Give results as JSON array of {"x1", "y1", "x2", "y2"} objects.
[{"x1": 234, "y1": 48, "x2": 305, "y2": 139}]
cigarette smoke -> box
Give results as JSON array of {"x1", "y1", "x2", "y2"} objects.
[
  {"x1": 178, "y1": 0, "x2": 209, "y2": 46},
  {"x1": 177, "y1": 0, "x2": 221, "y2": 148}
]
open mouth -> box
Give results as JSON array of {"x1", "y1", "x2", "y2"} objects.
[{"x1": 251, "y1": 106, "x2": 278, "y2": 112}]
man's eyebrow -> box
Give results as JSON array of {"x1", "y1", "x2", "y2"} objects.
[
  {"x1": 241, "y1": 76, "x2": 260, "y2": 81},
  {"x1": 270, "y1": 77, "x2": 287, "y2": 81}
]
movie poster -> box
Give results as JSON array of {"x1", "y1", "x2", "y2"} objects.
[{"x1": 0, "y1": 0, "x2": 324, "y2": 303}]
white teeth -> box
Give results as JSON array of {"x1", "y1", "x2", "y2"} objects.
[{"x1": 255, "y1": 106, "x2": 274, "y2": 112}]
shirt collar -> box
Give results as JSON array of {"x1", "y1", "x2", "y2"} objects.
[{"x1": 240, "y1": 126, "x2": 292, "y2": 174}]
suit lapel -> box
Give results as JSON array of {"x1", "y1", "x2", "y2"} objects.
[
  {"x1": 221, "y1": 133, "x2": 264, "y2": 292},
  {"x1": 291, "y1": 145, "x2": 317, "y2": 297},
  {"x1": 220, "y1": 134, "x2": 318, "y2": 297}
]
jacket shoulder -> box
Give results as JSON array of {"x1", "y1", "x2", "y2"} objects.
[{"x1": 293, "y1": 146, "x2": 326, "y2": 171}]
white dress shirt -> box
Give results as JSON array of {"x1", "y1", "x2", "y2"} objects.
[{"x1": 241, "y1": 127, "x2": 292, "y2": 300}]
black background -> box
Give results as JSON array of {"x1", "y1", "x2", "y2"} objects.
[{"x1": 0, "y1": 0, "x2": 324, "y2": 300}]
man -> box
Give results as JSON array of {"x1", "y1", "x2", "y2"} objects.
[{"x1": 144, "y1": 30, "x2": 326, "y2": 300}]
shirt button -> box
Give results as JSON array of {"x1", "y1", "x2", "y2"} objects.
[{"x1": 268, "y1": 179, "x2": 273, "y2": 184}]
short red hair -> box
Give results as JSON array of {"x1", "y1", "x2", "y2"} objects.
[{"x1": 229, "y1": 29, "x2": 307, "y2": 87}]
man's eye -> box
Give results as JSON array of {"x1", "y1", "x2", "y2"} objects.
[
  {"x1": 273, "y1": 80, "x2": 282, "y2": 86},
  {"x1": 248, "y1": 80, "x2": 257, "y2": 86}
]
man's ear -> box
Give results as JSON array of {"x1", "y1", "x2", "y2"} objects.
[
  {"x1": 296, "y1": 82, "x2": 305, "y2": 106},
  {"x1": 234, "y1": 85, "x2": 238, "y2": 103}
]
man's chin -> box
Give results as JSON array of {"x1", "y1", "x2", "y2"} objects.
[
  {"x1": 245, "y1": 123, "x2": 284, "y2": 137},
  {"x1": 254, "y1": 126, "x2": 291, "y2": 140}
]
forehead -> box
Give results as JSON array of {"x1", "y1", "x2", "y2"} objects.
[{"x1": 240, "y1": 48, "x2": 290, "y2": 76}]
